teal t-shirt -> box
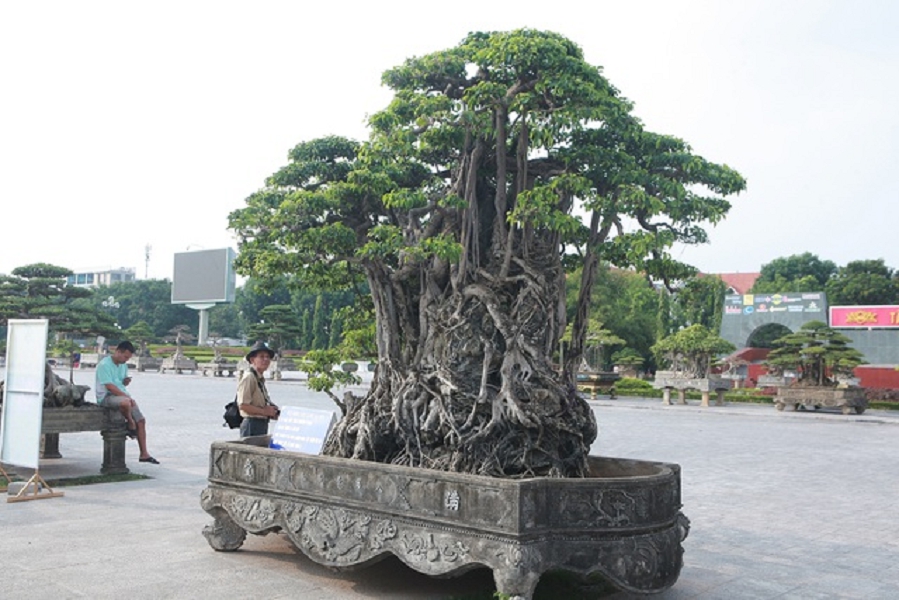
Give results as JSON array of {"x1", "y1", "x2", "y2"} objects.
[{"x1": 95, "y1": 356, "x2": 130, "y2": 401}]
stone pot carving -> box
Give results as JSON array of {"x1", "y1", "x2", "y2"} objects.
[
  {"x1": 775, "y1": 385, "x2": 867, "y2": 414},
  {"x1": 200, "y1": 437, "x2": 690, "y2": 599}
]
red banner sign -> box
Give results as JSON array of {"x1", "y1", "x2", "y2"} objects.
[{"x1": 830, "y1": 305, "x2": 899, "y2": 328}]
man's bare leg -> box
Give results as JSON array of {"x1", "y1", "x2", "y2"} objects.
[
  {"x1": 136, "y1": 418, "x2": 150, "y2": 459},
  {"x1": 118, "y1": 403, "x2": 136, "y2": 430}
]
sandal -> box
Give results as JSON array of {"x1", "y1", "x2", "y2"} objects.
[
  {"x1": 138, "y1": 456, "x2": 160, "y2": 464},
  {"x1": 125, "y1": 428, "x2": 138, "y2": 439}
]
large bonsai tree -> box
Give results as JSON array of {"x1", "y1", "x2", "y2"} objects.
[
  {"x1": 229, "y1": 30, "x2": 745, "y2": 478},
  {"x1": 0, "y1": 263, "x2": 119, "y2": 339},
  {"x1": 652, "y1": 324, "x2": 735, "y2": 378},
  {"x1": 765, "y1": 320, "x2": 866, "y2": 386}
]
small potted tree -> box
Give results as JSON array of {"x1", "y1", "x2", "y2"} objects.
[
  {"x1": 765, "y1": 320, "x2": 867, "y2": 414},
  {"x1": 652, "y1": 324, "x2": 735, "y2": 406},
  {"x1": 612, "y1": 348, "x2": 645, "y2": 379},
  {"x1": 124, "y1": 321, "x2": 161, "y2": 372}
]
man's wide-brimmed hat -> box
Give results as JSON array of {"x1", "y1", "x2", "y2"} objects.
[{"x1": 246, "y1": 341, "x2": 275, "y2": 361}]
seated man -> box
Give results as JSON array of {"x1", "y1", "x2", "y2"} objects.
[{"x1": 95, "y1": 341, "x2": 159, "y2": 464}]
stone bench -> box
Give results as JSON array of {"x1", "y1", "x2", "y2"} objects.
[
  {"x1": 199, "y1": 362, "x2": 239, "y2": 377},
  {"x1": 652, "y1": 372, "x2": 732, "y2": 407},
  {"x1": 160, "y1": 357, "x2": 198, "y2": 374},
  {"x1": 38, "y1": 404, "x2": 130, "y2": 474}
]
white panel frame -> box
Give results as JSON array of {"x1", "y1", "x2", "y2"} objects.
[{"x1": 0, "y1": 319, "x2": 49, "y2": 469}]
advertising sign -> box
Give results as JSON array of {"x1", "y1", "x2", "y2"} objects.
[
  {"x1": 830, "y1": 305, "x2": 899, "y2": 328},
  {"x1": 171, "y1": 248, "x2": 236, "y2": 304},
  {"x1": 723, "y1": 293, "x2": 825, "y2": 317}
]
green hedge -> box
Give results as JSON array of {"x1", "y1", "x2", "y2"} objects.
[
  {"x1": 612, "y1": 388, "x2": 774, "y2": 404},
  {"x1": 615, "y1": 377, "x2": 654, "y2": 391}
]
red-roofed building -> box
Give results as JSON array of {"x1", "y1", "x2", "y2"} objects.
[{"x1": 699, "y1": 272, "x2": 760, "y2": 295}]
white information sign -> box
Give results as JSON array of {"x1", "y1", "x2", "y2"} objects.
[
  {"x1": 0, "y1": 320, "x2": 49, "y2": 469},
  {"x1": 269, "y1": 406, "x2": 338, "y2": 455}
]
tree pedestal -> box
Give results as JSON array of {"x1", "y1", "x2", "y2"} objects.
[
  {"x1": 654, "y1": 372, "x2": 730, "y2": 407},
  {"x1": 775, "y1": 386, "x2": 867, "y2": 415},
  {"x1": 201, "y1": 437, "x2": 690, "y2": 599}
]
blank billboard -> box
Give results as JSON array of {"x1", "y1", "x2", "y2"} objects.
[{"x1": 171, "y1": 248, "x2": 236, "y2": 304}]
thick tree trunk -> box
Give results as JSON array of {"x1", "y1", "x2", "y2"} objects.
[{"x1": 324, "y1": 137, "x2": 597, "y2": 478}]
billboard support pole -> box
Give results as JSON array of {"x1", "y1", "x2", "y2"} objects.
[{"x1": 188, "y1": 303, "x2": 215, "y2": 346}]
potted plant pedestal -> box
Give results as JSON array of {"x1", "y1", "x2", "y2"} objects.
[
  {"x1": 774, "y1": 385, "x2": 867, "y2": 415},
  {"x1": 653, "y1": 371, "x2": 732, "y2": 407},
  {"x1": 200, "y1": 437, "x2": 690, "y2": 599}
]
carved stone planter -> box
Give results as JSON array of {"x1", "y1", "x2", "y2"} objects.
[
  {"x1": 132, "y1": 356, "x2": 162, "y2": 373},
  {"x1": 199, "y1": 361, "x2": 239, "y2": 377},
  {"x1": 235, "y1": 359, "x2": 294, "y2": 380},
  {"x1": 200, "y1": 438, "x2": 689, "y2": 599},
  {"x1": 160, "y1": 356, "x2": 198, "y2": 374},
  {"x1": 775, "y1": 386, "x2": 868, "y2": 415},
  {"x1": 652, "y1": 371, "x2": 732, "y2": 407}
]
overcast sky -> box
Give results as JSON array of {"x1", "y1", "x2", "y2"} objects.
[{"x1": 2, "y1": 1, "x2": 896, "y2": 281}]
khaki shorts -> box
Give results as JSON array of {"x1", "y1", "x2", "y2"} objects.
[{"x1": 100, "y1": 395, "x2": 145, "y2": 423}]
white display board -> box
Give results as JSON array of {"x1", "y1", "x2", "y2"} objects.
[
  {"x1": 0, "y1": 319, "x2": 49, "y2": 469},
  {"x1": 269, "y1": 406, "x2": 338, "y2": 454}
]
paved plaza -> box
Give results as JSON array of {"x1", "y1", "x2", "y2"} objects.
[{"x1": 2, "y1": 368, "x2": 899, "y2": 599}]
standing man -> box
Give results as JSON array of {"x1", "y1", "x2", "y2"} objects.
[
  {"x1": 96, "y1": 341, "x2": 159, "y2": 464},
  {"x1": 237, "y1": 341, "x2": 279, "y2": 437}
]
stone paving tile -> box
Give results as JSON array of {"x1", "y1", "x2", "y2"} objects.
[{"x1": 4, "y1": 372, "x2": 899, "y2": 598}]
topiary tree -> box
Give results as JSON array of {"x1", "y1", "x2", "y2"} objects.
[
  {"x1": 124, "y1": 320, "x2": 155, "y2": 356},
  {"x1": 229, "y1": 29, "x2": 745, "y2": 478},
  {"x1": 765, "y1": 320, "x2": 866, "y2": 386},
  {"x1": 652, "y1": 324, "x2": 735, "y2": 378},
  {"x1": 0, "y1": 263, "x2": 119, "y2": 340},
  {"x1": 611, "y1": 348, "x2": 645, "y2": 377},
  {"x1": 165, "y1": 325, "x2": 194, "y2": 356}
]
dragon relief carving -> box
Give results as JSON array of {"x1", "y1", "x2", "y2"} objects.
[
  {"x1": 401, "y1": 532, "x2": 471, "y2": 563},
  {"x1": 283, "y1": 503, "x2": 399, "y2": 564},
  {"x1": 229, "y1": 495, "x2": 278, "y2": 530}
]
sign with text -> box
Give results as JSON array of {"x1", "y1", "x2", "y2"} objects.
[
  {"x1": 269, "y1": 406, "x2": 338, "y2": 455},
  {"x1": 723, "y1": 292, "x2": 826, "y2": 316},
  {"x1": 830, "y1": 305, "x2": 899, "y2": 328}
]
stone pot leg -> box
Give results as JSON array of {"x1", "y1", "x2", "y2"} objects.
[
  {"x1": 41, "y1": 433, "x2": 62, "y2": 459},
  {"x1": 700, "y1": 392, "x2": 710, "y2": 407},
  {"x1": 202, "y1": 514, "x2": 248, "y2": 551},
  {"x1": 492, "y1": 553, "x2": 542, "y2": 600},
  {"x1": 662, "y1": 388, "x2": 671, "y2": 405},
  {"x1": 677, "y1": 390, "x2": 687, "y2": 405},
  {"x1": 716, "y1": 390, "x2": 726, "y2": 406}
]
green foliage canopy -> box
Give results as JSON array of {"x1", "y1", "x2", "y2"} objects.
[
  {"x1": 825, "y1": 259, "x2": 899, "y2": 306},
  {"x1": 751, "y1": 253, "x2": 836, "y2": 294},
  {"x1": 227, "y1": 29, "x2": 745, "y2": 478},
  {"x1": 0, "y1": 263, "x2": 118, "y2": 339}
]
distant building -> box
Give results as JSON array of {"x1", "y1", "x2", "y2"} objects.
[
  {"x1": 700, "y1": 272, "x2": 760, "y2": 295},
  {"x1": 67, "y1": 267, "x2": 136, "y2": 288}
]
